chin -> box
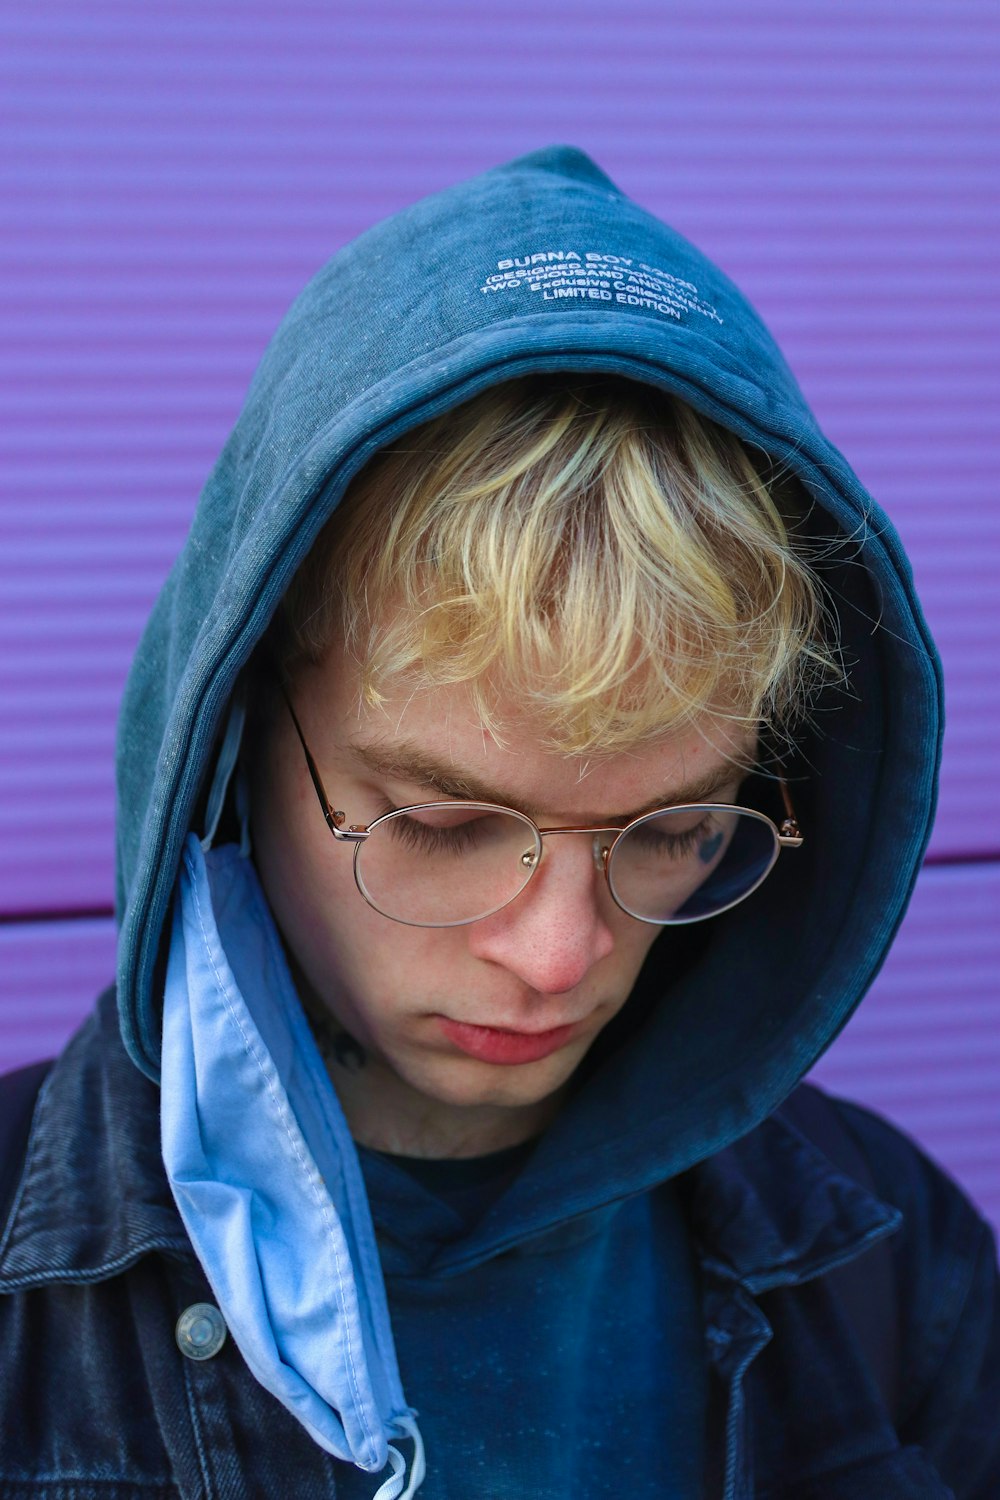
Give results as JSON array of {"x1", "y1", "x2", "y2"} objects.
[{"x1": 417, "y1": 1049, "x2": 583, "y2": 1111}]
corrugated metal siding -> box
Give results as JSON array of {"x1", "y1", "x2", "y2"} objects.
[
  {"x1": 0, "y1": 918, "x2": 115, "y2": 1072},
  {"x1": 2, "y1": 1, "x2": 997, "y2": 1225}
]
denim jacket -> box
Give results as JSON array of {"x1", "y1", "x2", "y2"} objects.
[{"x1": 0, "y1": 990, "x2": 997, "y2": 1499}]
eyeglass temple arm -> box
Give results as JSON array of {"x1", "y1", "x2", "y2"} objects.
[
  {"x1": 777, "y1": 778, "x2": 804, "y2": 847},
  {"x1": 278, "y1": 679, "x2": 803, "y2": 851},
  {"x1": 277, "y1": 683, "x2": 353, "y2": 836}
]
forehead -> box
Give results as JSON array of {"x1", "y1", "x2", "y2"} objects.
[{"x1": 299, "y1": 646, "x2": 753, "y2": 822}]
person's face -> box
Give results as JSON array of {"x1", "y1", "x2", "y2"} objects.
[{"x1": 249, "y1": 643, "x2": 751, "y2": 1157}]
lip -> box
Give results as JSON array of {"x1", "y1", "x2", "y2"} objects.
[{"x1": 436, "y1": 1016, "x2": 580, "y2": 1065}]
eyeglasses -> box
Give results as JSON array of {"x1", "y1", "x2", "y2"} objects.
[{"x1": 281, "y1": 691, "x2": 803, "y2": 929}]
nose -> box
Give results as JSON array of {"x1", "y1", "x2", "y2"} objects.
[{"x1": 466, "y1": 833, "x2": 615, "y2": 994}]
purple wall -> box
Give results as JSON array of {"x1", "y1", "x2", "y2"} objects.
[{"x1": 2, "y1": 1, "x2": 998, "y2": 1223}]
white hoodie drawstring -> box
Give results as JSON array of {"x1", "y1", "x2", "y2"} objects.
[{"x1": 372, "y1": 1415, "x2": 426, "y2": 1500}]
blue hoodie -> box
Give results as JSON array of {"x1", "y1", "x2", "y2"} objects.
[
  {"x1": 16, "y1": 145, "x2": 987, "y2": 1496},
  {"x1": 116, "y1": 146, "x2": 942, "y2": 1077}
]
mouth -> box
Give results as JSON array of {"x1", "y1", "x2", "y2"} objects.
[{"x1": 435, "y1": 1016, "x2": 581, "y2": 1065}]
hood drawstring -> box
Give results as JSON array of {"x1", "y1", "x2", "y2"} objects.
[{"x1": 374, "y1": 1415, "x2": 426, "y2": 1500}]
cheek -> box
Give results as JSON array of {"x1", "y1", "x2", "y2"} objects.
[
  {"x1": 615, "y1": 913, "x2": 663, "y2": 974},
  {"x1": 583, "y1": 895, "x2": 663, "y2": 995},
  {"x1": 285, "y1": 860, "x2": 467, "y2": 1020},
  {"x1": 281, "y1": 845, "x2": 370, "y2": 987},
  {"x1": 248, "y1": 737, "x2": 358, "y2": 974}
]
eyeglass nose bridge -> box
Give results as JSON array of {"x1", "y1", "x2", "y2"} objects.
[{"x1": 518, "y1": 824, "x2": 623, "y2": 881}]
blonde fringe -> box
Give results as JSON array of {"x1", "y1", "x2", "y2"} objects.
[{"x1": 277, "y1": 377, "x2": 840, "y2": 754}]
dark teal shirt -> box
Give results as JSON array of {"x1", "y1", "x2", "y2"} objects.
[{"x1": 335, "y1": 1143, "x2": 707, "y2": 1499}]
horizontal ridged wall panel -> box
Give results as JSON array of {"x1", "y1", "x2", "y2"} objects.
[
  {"x1": 0, "y1": 919, "x2": 115, "y2": 1072},
  {"x1": 1, "y1": 862, "x2": 997, "y2": 1233},
  {"x1": 2, "y1": 1, "x2": 997, "y2": 919}
]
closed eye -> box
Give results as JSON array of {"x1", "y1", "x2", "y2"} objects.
[
  {"x1": 378, "y1": 803, "x2": 506, "y2": 857},
  {"x1": 625, "y1": 814, "x2": 717, "y2": 858}
]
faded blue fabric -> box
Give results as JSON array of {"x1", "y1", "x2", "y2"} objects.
[{"x1": 161, "y1": 835, "x2": 419, "y2": 1489}]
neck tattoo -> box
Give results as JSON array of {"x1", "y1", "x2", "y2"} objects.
[{"x1": 297, "y1": 991, "x2": 367, "y2": 1073}]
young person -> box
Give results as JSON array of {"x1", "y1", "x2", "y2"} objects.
[{"x1": 1, "y1": 148, "x2": 997, "y2": 1497}]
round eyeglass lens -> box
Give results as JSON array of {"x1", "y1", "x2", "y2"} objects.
[
  {"x1": 354, "y1": 803, "x2": 542, "y2": 927},
  {"x1": 607, "y1": 805, "x2": 780, "y2": 924}
]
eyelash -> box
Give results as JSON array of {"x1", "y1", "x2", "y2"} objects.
[
  {"x1": 375, "y1": 800, "x2": 488, "y2": 852},
  {"x1": 377, "y1": 801, "x2": 720, "y2": 860},
  {"x1": 628, "y1": 815, "x2": 716, "y2": 856}
]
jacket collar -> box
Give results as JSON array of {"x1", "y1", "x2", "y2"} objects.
[
  {"x1": 0, "y1": 990, "x2": 188, "y2": 1291},
  {"x1": 683, "y1": 1107, "x2": 901, "y2": 1293},
  {"x1": 0, "y1": 989, "x2": 899, "y2": 1295}
]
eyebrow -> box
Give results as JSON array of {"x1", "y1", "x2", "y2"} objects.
[{"x1": 346, "y1": 736, "x2": 750, "y2": 824}]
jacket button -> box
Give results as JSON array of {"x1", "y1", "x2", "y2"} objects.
[{"x1": 175, "y1": 1302, "x2": 228, "y2": 1361}]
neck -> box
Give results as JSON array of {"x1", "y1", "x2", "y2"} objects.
[{"x1": 329, "y1": 1052, "x2": 565, "y2": 1159}]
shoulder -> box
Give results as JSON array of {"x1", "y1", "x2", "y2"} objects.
[
  {"x1": 0, "y1": 1022, "x2": 200, "y2": 1491},
  {"x1": 801, "y1": 1085, "x2": 1000, "y2": 1488},
  {"x1": 0, "y1": 1056, "x2": 53, "y2": 1123},
  {"x1": 781, "y1": 1080, "x2": 992, "y2": 1261},
  {"x1": 816, "y1": 1088, "x2": 996, "y2": 1309},
  {"x1": 788, "y1": 1083, "x2": 996, "y2": 1356},
  {"x1": 0, "y1": 1057, "x2": 53, "y2": 1226}
]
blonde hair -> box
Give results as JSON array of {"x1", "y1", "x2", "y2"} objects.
[{"x1": 276, "y1": 377, "x2": 837, "y2": 755}]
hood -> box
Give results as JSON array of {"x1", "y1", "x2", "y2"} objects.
[{"x1": 115, "y1": 146, "x2": 942, "y2": 1176}]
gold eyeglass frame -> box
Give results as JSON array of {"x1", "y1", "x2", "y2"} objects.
[{"x1": 280, "y1": 687, "x2": 803, "y2": 928}]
